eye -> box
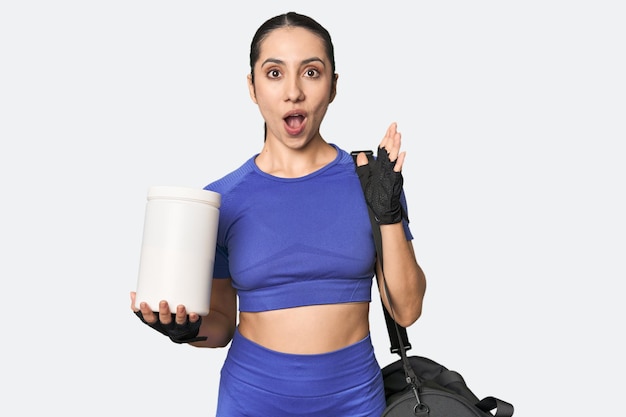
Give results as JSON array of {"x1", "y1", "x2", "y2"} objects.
[
  {"x1": 304, "y1": 68, "x2": 320, "y2": 78},
  {"x1": 267, "y1": 69, "x2": 281, "y2": 79}
]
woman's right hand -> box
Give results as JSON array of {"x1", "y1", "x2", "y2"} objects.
[{"x1": 130, "y1": 292, "x2": 207, "y2": 344}]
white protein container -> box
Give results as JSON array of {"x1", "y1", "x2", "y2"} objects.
[{"x1": 135, "y1": 186, "x2": 221, "y2": 316}]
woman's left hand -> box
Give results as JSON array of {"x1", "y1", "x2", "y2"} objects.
[
  {"x1": 377, "y1": 122, "x2": 405, "y2": 172},
  {"x1": 355, "y1": 122, "x2": 407, "y2": 225}
]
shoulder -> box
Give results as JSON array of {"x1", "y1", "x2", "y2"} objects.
[
  {"x1": 203, "y1": 155, "x2": 258, "y2": 195},
  {"x1": 329, "y1": 144, "x2": 356, "y2": 168}
]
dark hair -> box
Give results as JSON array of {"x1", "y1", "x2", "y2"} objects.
[{"x1": 249, "y1": 11, "x2": 336, "y2": 84}]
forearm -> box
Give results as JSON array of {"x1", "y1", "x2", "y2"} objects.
[
  {"x1": 189, "y1": 309, "x2": 236, "y2": 348},
  {"x1": 189, "y1": 278, "x2": 238, "y2": 348},
  {"x1": 378, "y1": 223, "x2": 426, "y2": 327}
]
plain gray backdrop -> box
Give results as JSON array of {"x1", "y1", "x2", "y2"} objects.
[{"x1": 1, "y1": 1, "x2": 624, "y2": 415}]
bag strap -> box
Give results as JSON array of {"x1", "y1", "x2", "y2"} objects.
[
  {"x1": 353, "y1": 152, "x2": 514, "y2": 417},
  {"x1": 476, "y1": 397, "x2": 515, "y2": 417},
  {"x1": 351, "y1": 150, "x2": 411, "y2": 354},
  {"x1": 352, "y1": 151, "x2": 425, "y2": 412}
]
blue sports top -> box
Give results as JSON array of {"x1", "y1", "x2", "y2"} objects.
[{"x1": 204, "y1": 145, "x2": 412, "y2": 312}]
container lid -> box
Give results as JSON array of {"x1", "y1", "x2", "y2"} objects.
[{"x1": 147, "y1": 186, "x2": 221, "y2": 207}]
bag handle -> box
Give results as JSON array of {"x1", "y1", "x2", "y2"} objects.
[
  {"x1": 350, "y1": 150, "x2": 411, "y2": 354},
  {"x1": 352, "y1": 150, "x2": 515, "y2": 417},
  {"x1": 476, "y1": 397, "x2": 515, "y2": 417},
  {"x1": 351, "y1": 151, "x2": 426, "y2": 412}
]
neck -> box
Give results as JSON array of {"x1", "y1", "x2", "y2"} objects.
[{"x1": 255, "y1": 140, "x2": 336, "y2": 178}]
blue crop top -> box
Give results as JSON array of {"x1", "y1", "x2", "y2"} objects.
[{"x1": 204, "y1": 145, "x2": 412, "y2": 312}]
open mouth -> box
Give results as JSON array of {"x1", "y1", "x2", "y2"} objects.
[
  {"x1": 283, "y1": 113, "x2": 306, "y2": 135},
  {"x1": 284, "y1": 114, "x2": 305, "y2": 129}
]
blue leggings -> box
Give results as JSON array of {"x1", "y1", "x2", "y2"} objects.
[{"x1": 216, "y1": 328, "x2": 386, "y2": 417}]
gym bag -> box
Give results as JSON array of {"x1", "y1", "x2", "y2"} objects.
[
  {"x1": 381, "y1": 354, "x2": 514, "y2": 416},
  {"x1": 351, "y1": 150, "x2": 515, "y2": 416}
]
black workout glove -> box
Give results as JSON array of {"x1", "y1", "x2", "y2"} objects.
[
  {"x1": 134, "y1": 311, "x2": 207, "y2": 344},
  {"x1": 356, "y1": 147, "x2": 407, "y2": 225}
]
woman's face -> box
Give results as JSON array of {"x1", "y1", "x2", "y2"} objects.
[{"x1": 248, "y1": 26, "x2": 337, "y2": 150}]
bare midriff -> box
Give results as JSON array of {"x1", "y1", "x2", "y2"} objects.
[{"x1": 238, "y1": 302, "x2": 370, "y2": 354}]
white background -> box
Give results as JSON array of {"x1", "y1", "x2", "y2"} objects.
[{"x1": 1, "y1": 1, "x2": 624, "y2": 416}]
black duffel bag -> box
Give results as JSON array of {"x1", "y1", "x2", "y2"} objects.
[
  {"x1": 381, "y1": 353, "x2": 514, "y2": 417},
  {"x1": 351, "y1": 150, "x2": 515, "y2": 416}
]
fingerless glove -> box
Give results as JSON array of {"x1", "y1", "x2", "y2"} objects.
[
  {"x1": 356, "y1": 147, "x2": 407, "y2": 225},
  {"x1": 134, "y1": 311, "x2": 207, "y2": 344}
]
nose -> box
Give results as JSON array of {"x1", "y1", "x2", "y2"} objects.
[{"x1": 284, "y1": 76, "x2": 304, "y2": 103}]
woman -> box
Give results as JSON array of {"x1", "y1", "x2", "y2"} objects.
[{"x1": 131, "y1": 11, "x2": 426, "y2": 416}]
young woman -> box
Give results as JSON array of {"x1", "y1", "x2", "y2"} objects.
[{"x1": 131, "y1": 11, "x2": 426, "y2": 416}]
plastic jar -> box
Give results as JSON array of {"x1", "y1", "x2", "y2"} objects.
[{"x1": 135, "y1": 186, "x2": 221, "y2": 316}]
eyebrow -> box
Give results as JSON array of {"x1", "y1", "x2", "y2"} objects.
[{"x1": 261, "y1": 57, "x2": 326, "y2": 67}]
